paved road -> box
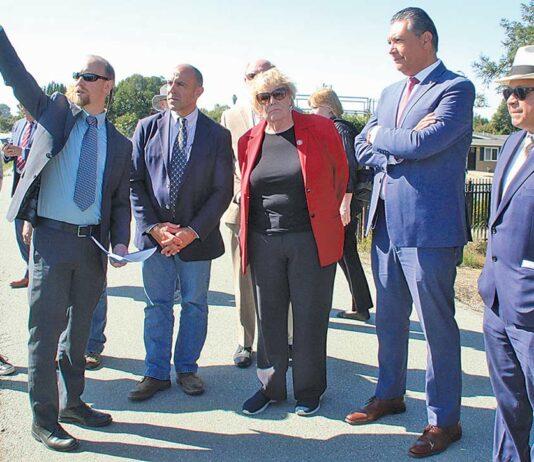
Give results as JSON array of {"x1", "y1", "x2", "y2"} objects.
[{"x1": 0, "y1": 172, "x2": 497, "y2": 461}]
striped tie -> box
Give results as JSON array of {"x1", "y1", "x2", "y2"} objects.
[
  {"x1": 169, "y1": 118, "x2": 188, "y2": 217},
  {"x1": 15, "y1": 121, "x2": 33, "y2": 173},
  {"x1": 73, "y1": 116, "x2": 98, "y2": 211}
]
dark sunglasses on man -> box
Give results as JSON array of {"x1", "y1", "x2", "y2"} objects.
[
  {"x1": 502, "y1": 86, "x2": 534, "y2": 101},
  {"x1": 72, "y1": 72, "x2": 110, "y2": 82},
  {"x1": 256, "y1": 87, "x2": 289, "y2": 105}
]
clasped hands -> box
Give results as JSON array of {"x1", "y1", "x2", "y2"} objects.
[{"x1": 150, "y1": 222, "x2": 196, "y2": 257}]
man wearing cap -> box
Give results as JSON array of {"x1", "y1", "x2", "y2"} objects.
[
  {"x1": 220, "y1": 59, "x2": 274, "y2": 368},
  {"x1": 478, "y1": 45, "x2": 534, "y2": 462},
  {"x1": 346, "y1": 7, "x2": 474, "y2": 458}
]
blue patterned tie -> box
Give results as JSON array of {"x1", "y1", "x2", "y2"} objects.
[
  {"x1": 169, "y1": 118, "x2": 188, "y2": 216},
  {"x1": 74, "y1": 116, "x2": 98, "y2": 211}
]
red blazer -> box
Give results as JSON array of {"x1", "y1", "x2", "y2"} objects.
[{"x1": 238, "y1": 110, "x2": 348, "y2": 271}]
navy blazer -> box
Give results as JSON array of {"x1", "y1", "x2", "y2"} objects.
[
  {"x1": 3, "y1": 117, "x2": 35, "y2": 196},
  {"x1": 130, "y1": 109, "x2": 233, "y2": 261},
  {"x1": 0, "y1": 26, "x2": 132, "y2": 251},
  {"x1": 478, "y1": 129, "x2": 534, "y2": 327},
  {"x1": 355, "y1": 62, "x2": 475, "y2": 248}
]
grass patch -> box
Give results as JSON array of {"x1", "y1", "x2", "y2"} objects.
[{"x1": 461, "y1": 240, "x2": 487, "y2": 269}]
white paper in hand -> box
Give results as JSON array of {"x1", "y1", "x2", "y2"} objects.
[{"x1": 90, "y1": 237, "x2": 156, "y2": 263}]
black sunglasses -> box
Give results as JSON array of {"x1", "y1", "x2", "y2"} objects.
[
  {"x1": 73, "y1": 72, "x2": 110, "y2": 82},
  {"x1": 502, "y1": 86, "x2": 534, "y2": 101},
  {"x1": 256, "y1": 87, "x2": 289, "y2": 105}
]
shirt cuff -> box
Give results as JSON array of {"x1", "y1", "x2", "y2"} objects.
[{"x1": 187, "y1": 226, "x2": 199, "y2": 239}]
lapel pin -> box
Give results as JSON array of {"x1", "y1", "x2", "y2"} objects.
[{"x1": 297, "y1": 139, "x2": 303, "y2": 146}]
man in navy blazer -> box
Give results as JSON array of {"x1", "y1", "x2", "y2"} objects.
[
  {"x1": 0, "y1": 26, "x2": 131, "y2": 451},
  {"x1": 2, "y1": 106, "x2": 36, "y2": 288},
  {"x1": 478, "y1": 46, "x2": 534, "y2": 462},
  {"x1": 345, "y1": 8, "x2": 474, "y2": 458},
  {"x1": 129, "y1": 64, "x2": 233, "y2": 401}
]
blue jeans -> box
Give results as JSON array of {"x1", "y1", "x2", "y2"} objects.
[
  {"x1": 86, "y1": 284, "x2": 108, "y2": 354},
  {"x1": 142, "y1": 251, "x2": 211, "y2": 380}
]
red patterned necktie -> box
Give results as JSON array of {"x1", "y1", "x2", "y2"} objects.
[
  {"x1": 396, "y1": 76, "x2": 419, "y2": 126},
  {"x1": 15, "y1": 121, "x2": 33, "y2": 173}
]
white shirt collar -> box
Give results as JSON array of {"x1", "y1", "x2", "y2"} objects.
[
  {"x1": 170, "y1": 107, "x2": 198, "y2": 127},
  {"x1": 412, "y1": 59, "x2": 442, "y2": 84}
]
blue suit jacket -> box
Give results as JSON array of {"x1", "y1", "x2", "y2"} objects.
[
  {"x1": 478, "y1": 129, "x2": 534, "y2": 327},
  {"x1": 355, "y1": 62, "x2": 475, "y2": 247},
  {"x1": 0, "y1": 26, "x2": 132, "y2": 250},
  {"x1": 2, "y1": 117, "x2": 35, "y2": 196},
  {"x1": 130, "y1": 109, "x2": 233, "y2": 261}
]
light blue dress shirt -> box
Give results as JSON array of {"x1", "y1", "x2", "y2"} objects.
[{"x1": 38, "y1": 110, "x2": 108, "y2": 225}]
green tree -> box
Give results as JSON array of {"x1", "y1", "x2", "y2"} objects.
[
  {"x1": 490, "y1": 100, "x2": 516, "y2": 134},
  {"x1": 473, "y1": 114, "x2": 492, "y2": 133},
  {"x1": 113, "y1": 113, "x2": 139, "y2": 138},
  {"x1": 108, "y1": 74, "x2": 163, "y2": 126},
  {"x1": 473, "y1": 1, "x2": 534, "y2": 85},
  {"x1": 0, "y1": 103, "x2": 11, "y2": 118},
  {"x1": 342, "y1": 113, "x2": 371, "y2": 133},
  {"x1": 0, "y1": 103, "x2": 16, "y2": 132},
  {"x1": 201, "y1": 104, "x2": 229, "y2": 123},
  {"x1": 43, "y1": 81, "x2": 66, "y2": 96}
]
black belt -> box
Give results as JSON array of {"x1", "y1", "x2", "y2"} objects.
[{"x1": 37, "y1": 217, "x2": 101, "y2": 238}]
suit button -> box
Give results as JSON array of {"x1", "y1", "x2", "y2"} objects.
[
  {"x1": 492, "y1": 256, "x2": 497, "y2": 262},
  {"x1": 491, "y1": 227, "x2": 496, "y2": 234},
  {"x1": 310, "y1": 213, "x2": 315, "y2": 218},
  {"x1": 46, "y1": 152, "x2": 53, "y2": 159},
  {"x1": 166, "y1": 204, "x2": 170, "y2": 210},
  {"x1": 306, "y1": 188, "x2": 311, "y2": 193}
]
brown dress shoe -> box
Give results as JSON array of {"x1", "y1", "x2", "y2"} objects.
[
  {"x1": 345, "y1": 396, "x2": 406, "y2": 425},
  {"x1": 177, "y1": 372, "x2": 205, "y2": 395},
  {"x1": 10, "y1": 277, "x2": 29, "y2": 288},
  {"x1": 408, "y1": 423, "x2": 462, "y2": 458},
  {"x1": 128, "y1": 376, "x2": 171, "y2": 401}
]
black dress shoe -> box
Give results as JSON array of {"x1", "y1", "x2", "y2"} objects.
[
  {"x1": 31, "y1": 423, "x2": 78, "y2": 452},
  {"x1": 233, "y1": 345, "x2": 252, "y2": 368},
  {"x1": 128, "y1": 376, "x2": 171, "y2": 401},
  {"x1": 59, "y1": 403, "x2": 112, "y2": 427}
]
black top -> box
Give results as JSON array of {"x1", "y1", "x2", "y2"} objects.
[{"x1": 249, "y1": 127, "x2": 311, "y2": 234}]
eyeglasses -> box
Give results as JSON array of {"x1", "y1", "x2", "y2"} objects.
[
  {"x1": 502, "y1": 86, "x2": 534, "y2": 101},
  {"x1": 256, "y1": 87, "x2": 289, "y2": 105},
  {"x1": 245, "y1": 72, "x2": 257, "y2": 81},
  {"x1": 72, "y1": 72, "x2": 110, "y2": 82}
]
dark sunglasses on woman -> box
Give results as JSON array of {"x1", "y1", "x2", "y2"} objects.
[{"x1": 256, "y1": 87, "x2": 288, "y2": 105}]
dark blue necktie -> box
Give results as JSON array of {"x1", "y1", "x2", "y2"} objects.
[
  {"x1": 169, "y1": 118, "x2": 188, "y2": 216},
  {"x1": 74, "y1": 115, "x2": 98, "y2": 211}
]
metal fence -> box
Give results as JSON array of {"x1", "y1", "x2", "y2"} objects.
[
  {"x1": 355, "y1": 178, "x2": 493, "y2": 242},
  {"x1": 465, "y1": 178, "x2": 493, "y2": 241}
]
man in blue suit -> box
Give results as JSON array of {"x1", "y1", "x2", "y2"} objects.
[
  {"x1": 0, "y1": 26, "x2": 132, "y2": 451},
  {"x1": 345, "y1": 8, "x2": 474, "y2": 458},
  {"x1": 2, "y1": 105, "x2": 36, "y2": 288},
  {"x1": 129, "y1": 64, "x2": 233, "y2": 401},
  {"x1": 478, "y1": 46, "x2": 534, "y2": 462}
]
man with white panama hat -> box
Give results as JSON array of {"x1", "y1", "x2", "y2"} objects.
[{"x1": 478, "y1": 44, "x2": 534, "y2": 462}]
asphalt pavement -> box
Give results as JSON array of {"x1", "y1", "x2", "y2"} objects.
[{"x1": 0, "y1": 172, "x2": 498, "y2": 461}]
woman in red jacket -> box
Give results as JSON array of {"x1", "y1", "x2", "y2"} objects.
[{"x1": 238, "y1": 68, "x2": 348, "y2": 416}]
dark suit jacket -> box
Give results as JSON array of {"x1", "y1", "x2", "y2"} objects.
[
  {"x1": 355, "y1": 61, "x2": 475, "y2": 247},
  {"x1": 478, "y1": 129, "x2": 534, "y2": 327},
  {"x1": 3, "y1": 117, "x2": 36, "y2": 196},
  {"x1": 0, "y1": 26, "x2": 132, "y2": 250},
  {"x1": 238, "y1": 111, "x2": 348, "y2": 270},
  {"x1": 130, "y1": 109, "x2": 233, "y2": 261}
]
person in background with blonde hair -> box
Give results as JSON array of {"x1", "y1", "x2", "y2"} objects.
[
  {"x1": 238, "y1": 68, "x2": 348, "y2": 416},
  {"x1": 309, "y1": 87, "x2": 373, "y2": 322}
]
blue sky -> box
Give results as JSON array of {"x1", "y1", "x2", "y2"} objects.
[{"x1": 0, "y1": 0, "x2": 524, "y2": 119}]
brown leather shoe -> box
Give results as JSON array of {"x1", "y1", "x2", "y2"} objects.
[
  {"x1": 128, "y1": 376, "x2": 171, "y2": 401},
  {"x1": 177, "y1": 372, "x2": 205, "y2": 395},
  {"x1": 10, "y1": 277, "x2": 29, "y2": 288},
  {"x1": 408, "y1": 423, "x2": 462, "y2": 458},
  {"x1": 345, "y1": 395, "x2": 406, "y2": 425}
]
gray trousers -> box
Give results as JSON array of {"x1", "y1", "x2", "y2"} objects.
[
  {"x1": 248, "y1": 230, "x2": 335, "y2": 402},
  {"x1": 28, "y1": 224, "x2": 106, "y2": 430}
]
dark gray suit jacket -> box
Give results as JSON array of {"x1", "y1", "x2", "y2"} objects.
[{"x1": 0, "y1": 26, "x2": 131, "y2": 250}]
